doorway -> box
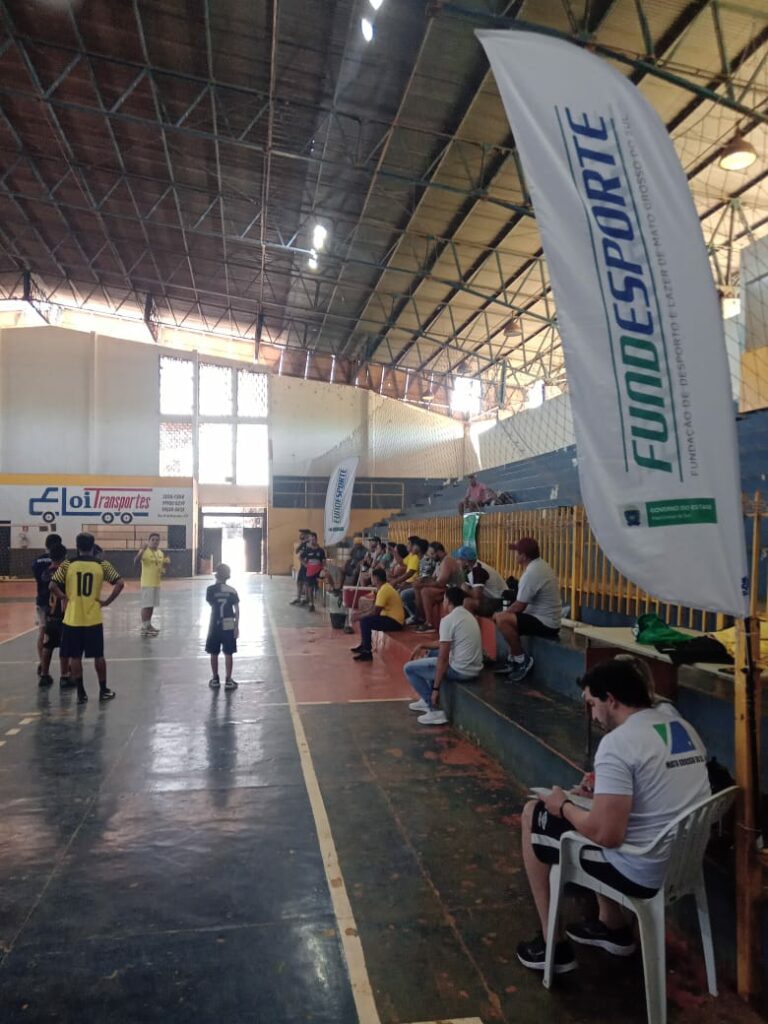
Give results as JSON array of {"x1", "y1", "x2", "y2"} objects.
[{"x1": 200, "y1": 508, "x2": 265, "y2": 576}]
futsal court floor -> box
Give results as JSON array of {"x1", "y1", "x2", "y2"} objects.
[{"x1": 0, "y1": 575, "x2": 761, "y2": 1024}]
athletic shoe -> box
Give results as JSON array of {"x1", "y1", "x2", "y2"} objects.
[
  {"x1": 140, "y1": 627, "x2": 152, "y2": 637},
  {"x1": 509, "y1": 653, "x2": 535, "y2": 682},
  {"x1": 404, "y1": 615, "x2": 417, "y2": 626},
  {"x1": 350, "y1": 644, "x2": 365, "y2": 653},
  {"x1": 289, "y1": 599, "x2": 302, "y2": 606},
  {"x1": 353, "y1": 651, "x2": 373, "y2": 662},
  {"x1": 209, "y1": 676, "x2": 221, "y2": 689},
  {"x1": 415, "y1": 624, "x2": 435, "y2": 633},
  {"x1": 494, "y1": 660, "x2": 514, "y2": 676},
  {"x1": 146, "y1": 625, "x2": 159, "y2": 635},
  {"x1": 308, "y1": 604, "x2": 316, "y2": 612},
  {"x1": 408, "y1": 699, "x2": 429, "y2": 712},
  {"x1": 224, "y1": 678, "x2": 238, "y2": 690},
  {"x1": 417, "y1": 710, "x2": 448, "y2": 725},
  {"x1": 77, "y1": 691, "x2": 88, "y2": 705},
  {"x1": 565, "y1": 919, "x2": 637, "y2": 956},
  {"x1": 38, "y1": 674, "x2": 53, "y2": 687},
  {"x1": 516, "y1": 935, "x2": 577, "y2": 974},
  {"x1": 99, "y1": 688, "x2": 116, "y2": 702},
  {"x1": 60, "y1": 676, "x2": 76, "y2": 689}
]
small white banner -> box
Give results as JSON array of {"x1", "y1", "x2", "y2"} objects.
[
  {"x1": 324, "y1": 457, "x2": 359, "y2": 547},
  {"x1": 478, "y1": 30, "x2": 748, "y2": 616}
]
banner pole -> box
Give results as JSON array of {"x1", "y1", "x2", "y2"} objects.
[{"x1": 734, "y1": 616, "x2": 763, "y2": 999}]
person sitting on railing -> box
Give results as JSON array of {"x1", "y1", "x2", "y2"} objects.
[
  {"x1": 400, "y1": 539, "x2": 433, "y2": 620},
  {"x1": 453, "y1": 544, "x2": 507, "y2": 617},
  {"x1": 349, "y1": 567, "x2": 405, "y2": 662},
  {"x1": 494, "y1": 537, "x2": 561, "y2": 682},
  {"x1": 516, "y1": 658, "x2": 710, "y2": 975},
  {"x1": 458, "y1": 474, "x2": 497, "y2": 516}
]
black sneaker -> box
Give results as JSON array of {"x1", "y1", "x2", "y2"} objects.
[
  {"x1": 516, "y1": 935, "x2": 577, "y2": 974},
  {"x1": 566, "y1": 919, "x2": 637, "y2": 956},
  {"x1": 38, "y1": 674, "x2": 54, "y2": 687},
  {"x1": 60, "y1": 676, "x2": 76, "y2": 689},
  {"x1": 289, "y1": 599, "x2": 302, "y2": 606},
  {"x1": 350, "y1": 644, "x2": 365, "y2": 653},
  {"x1": 353, "y1": 651, "x2": 373, "y2": 662},
  {"x1": 209, "y1": 676, "x2": 221, "y2": 689},
  {"x1": 99, "y1": 688, "x2": 116, "y2": 702},
  {"x1": 77, "y1": 691, "x2": 88, "y2": 705}
]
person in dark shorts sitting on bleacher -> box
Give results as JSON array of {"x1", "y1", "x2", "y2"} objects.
[
  {"x1": 494, "y1": 537, "x2": 561, "y2": 682},
  {"x1": 515, "y1": 658, "x2": 710, "y2": 974}
]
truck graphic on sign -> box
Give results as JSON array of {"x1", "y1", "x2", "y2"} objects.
[{"x1": 28, "y1": 487, "x2": 152, "y2": 525}]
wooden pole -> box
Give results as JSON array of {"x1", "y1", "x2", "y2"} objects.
[{"x1": 570, "y1": 507, "x2": 584, "y2": 621}]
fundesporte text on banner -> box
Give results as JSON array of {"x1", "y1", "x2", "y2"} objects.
[
  {"x1": 324, "y1": 457, "x2": 359, "y2": 548},
  {"x1": 477, "y1": 29, "x2": 748, "y2": 616}
]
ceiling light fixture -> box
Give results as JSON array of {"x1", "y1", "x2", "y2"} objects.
[
  {"x1": 312, "y1": 224, "x2": 328, "y2": 250},
  {"x1": 368, "y1": 0, "x2": 384, "y2": 9},
  {"x1": 361, "y1": 17, "x2": 374, "y2": 42},
  {"x1": 308, "y1": 249, "x2": 318, "y2": 271},
  {"x1": 718, "y1": 135, "x2": 758, "y2": 172}
]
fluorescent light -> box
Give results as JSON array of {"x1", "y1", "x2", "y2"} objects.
[
  {"x1": 312, "y1": 224, "x2": 327, "y2": 250},
  {"x1": 368, "y1": 0, "x2": 384, "y2": 8},
  {"x1": 361, "y1": 16, "x2": 373, "y2": 42},
  {"x1": 308, "y1": 249, "x2": 318, "y2": 271},
  {"x1": 718, "y1": 136, "x2": 758, "y2": 172},
  {"x1": 722, "y1": 296, "x2": 741, "y2": 320}
]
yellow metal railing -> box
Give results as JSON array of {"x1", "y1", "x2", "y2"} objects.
[{"x1": 390, "y1": 495, "x2": 768, "y2": 639}]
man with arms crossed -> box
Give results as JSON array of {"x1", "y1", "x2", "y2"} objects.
[
  {"x1": 52, "y1": 532, "x2": 124, "y2": 705},
  {"x1": 494, "y1": 537, "x2": 561, "y2": 681},
  {"x1": 516, "y1": 658, "x2": 710, "y2": 973},
  {"x1": 134, "y1": 532, "x2": 169, "y2": 636}
]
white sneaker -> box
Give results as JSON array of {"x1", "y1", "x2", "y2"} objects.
[
  {"x1": 404, "y1": 615, "x2": 417, "y2": 626},
  {"x1": 417, "y1": 710, "x2": 448, "y2": 726},
  {"x1": 408, "y1": 699, "x2": 429, "y2": 712}
]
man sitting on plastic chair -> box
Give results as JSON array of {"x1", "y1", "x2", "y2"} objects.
[{"x1": 517, "y1": 658, "x2": 710, "y2": 975}]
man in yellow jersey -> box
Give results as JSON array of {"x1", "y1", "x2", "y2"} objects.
[
  {"x1": 52, "y1": 532, "x2": 124, "y2": 705},
  {"x1": 134, "y1": 532, "x2": 170, "y2": 636}
]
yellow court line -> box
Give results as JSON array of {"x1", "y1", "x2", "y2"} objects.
[{"x1": 267, "y1": 605, "x2": 381, "y2": 1024}]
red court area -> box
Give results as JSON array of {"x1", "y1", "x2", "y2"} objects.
[{"x1": 279, "y1": 623, "x2": 414, "y2": 703}]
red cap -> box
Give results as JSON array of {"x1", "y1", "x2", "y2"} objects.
[{"x1": 509, "y1": 537, "x2": 540, "y2": 559}]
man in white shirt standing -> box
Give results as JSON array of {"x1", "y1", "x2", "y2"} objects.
[
  {"x1": 515, "y1": 658, "x2": 710, "y2": 974},
  {"x1": 403, "y1": 586, "x2": 483, "y2": 727},
  {"x1": 494, "y1": 536, "x2": 561, "y2": 682}
]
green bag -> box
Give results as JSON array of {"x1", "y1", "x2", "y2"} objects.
[{"x1": 633, "y1": 613, "x2": 690, "y2": 647}]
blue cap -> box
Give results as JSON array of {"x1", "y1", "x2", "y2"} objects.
[{"x1": 452, "y1": 545, "x2": 477, "y2": 561}]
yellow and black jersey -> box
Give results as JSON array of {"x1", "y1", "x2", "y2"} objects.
[{"x1": 52, "y1": 556, "x2": 121, "y2": 628}]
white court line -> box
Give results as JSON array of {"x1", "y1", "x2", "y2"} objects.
[
  {"x1": 0, "y1": 627, "x2": 36, "y2": 646},
  {"x1": 5, "y1": 728, "x2": 20, "y2": 736},
  {"x1": 19, "y1": 717, "x2": 35, "y2": 725},
  {"x1": 0, "y1": 740, "x2": 5, "y2": 747},
  {"x1": 267, "y1": 604, "x2": 381, "y2": 1024},
  {"x1": 348, "y1": 697, "x2": 411, "y2": 703}
]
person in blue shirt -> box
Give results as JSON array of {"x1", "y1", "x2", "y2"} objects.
[{"x1": 32, "y1": 533, "x2": 64, "y2": 677}]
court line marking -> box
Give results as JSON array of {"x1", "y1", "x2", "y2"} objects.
[
  {"x1": 5, "y1": 728, "x2": 21, "y2": 736},
  {"x1": 267, "y1": 604, "x2": 381, "y2": 1024},
  {"x1": 0, "y1": 627, "x2": 36, "y2": 646}
]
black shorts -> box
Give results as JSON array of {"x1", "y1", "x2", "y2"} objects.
[
  {"x1": 60, "y1": 624, "x2": 104, "y2": 660},
  {"x1": 206, "y1": 629, "x2": 237, "y2": 655},
  {"x1": 516, "y1": 612, "x2": 560, "y2": 639},
  {"x1": 529, "y1": 800, "x2": 657, "y2": 899},
  {"x1": 297, "y1": 566, "x2": 307, "y2": 582},
  {"x1": 43, "y1": 621, "x2": 62, "y2": 651},
  {"x1": 478, "y1": 595, "x2": 503, "y2": 617}
]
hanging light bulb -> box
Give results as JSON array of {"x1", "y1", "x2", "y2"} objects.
[
  {"x1": 312, "y1": 224, "x2": 328, "y2": 251},
  {"x1": 718, "y1": 136, "x2": 758, "y2": 172},
  {"x1": 361, "y1": 17, "x2": 374, "y2": 42}
]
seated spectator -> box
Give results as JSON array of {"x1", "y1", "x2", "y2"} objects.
[
  {"x1": 454, "y1": 545, "x2": 507, "y2": 617},
  {"x1": 395, "y1": 540, "x2": 422, "y2": 593},
  {"x1": 349, "y1": 567, "x2": 405, "y2": 662},
  {"x1": 380, "y1": 541, "x2": 396, "y2": 573},
  {"x1": 415, "y1": 543, "x2": 466, "y2": 632},
  {"x1": 387, "y1": 543, "x2": 410, "y2": 587},
  {"x1": 494, "y1": 537, "x2": 561, "y2": 681},
  {"x1": 404, "y1": 586, "x2": 483, "y2": 726},
  {"x1": 400, "y1": 539, "x2": 434, "y2": 622},
  {"x1": 359, "y1": 537, "x2": 386, "y2": 586},
  {"x1": 302, "y1": 533, "x2": 326, "y2": 612},
  {"x1": 516, "y1": 658, "x2": 710, "y2": 974},
  {"x1": 458, "y1": 474, "x2": 497, "y2": 516}
]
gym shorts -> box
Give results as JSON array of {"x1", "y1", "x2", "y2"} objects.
[
  {"x1": 530, "y1": 800, "x2": 657, "y2": 899},
  {"x1": 206, "y1": 628, "x2": 237, "y2": 656},
  {"x1": 141, "y1": 586, "x2": 161, "y2": 608},
  {"x1": 43, "y1": 620, "x2": 62, "y2": 651},
  {"x1": 60, "y1": 624, "x2": 105, "y2": 660},
  {"x1": 516, "y1": 611, "x2": 560, "y2": 639}
]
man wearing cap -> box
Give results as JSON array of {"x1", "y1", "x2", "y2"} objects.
[
  {"x1": 494, "y1": 537, "x2": 561, "y2": 682},
  {"x1": 454, "y1": 545, "x2": 507, "y2": 618},
  {"x1": 458, "y1": 474, "x2": 497, "y2": 516}
]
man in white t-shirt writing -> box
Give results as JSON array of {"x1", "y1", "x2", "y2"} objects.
[
  {"x1": 515, "y1": 657, "x2": 710, "y2": 974},
  {"x1": 494, "y1": 536, "x2": 561, "y2": 682},
  {"x1": 403, "y1": 586, "x2": 483, "y2": 727}
]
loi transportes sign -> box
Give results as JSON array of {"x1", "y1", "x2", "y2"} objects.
[
  {"x1": 324, "y1": 457, "x2": 359, "y2": 547},
  {"x1": 478, "y1": 30, "x2": 748, "y2": 616}
]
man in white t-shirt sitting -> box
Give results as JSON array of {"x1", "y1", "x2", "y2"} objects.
[
  {"x1": 494, "y1": 536, "x2": 561, "y2": 682},
  {"x1": 516, "y1": 658, "x2": 710, "y2": 974},
  {"x1": 403, "y1": 586, "x2": 483, "y2": 727}
]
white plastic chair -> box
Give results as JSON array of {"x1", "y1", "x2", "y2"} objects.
[{"x1": 543, "y1": 786, "x2": 738, "y2": 1024}]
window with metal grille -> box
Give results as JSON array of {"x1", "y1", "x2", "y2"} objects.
[
  {"x1": 159, "y1": 422, "x2": 193, "y2": 477},
  {"x1": 160, "y1": 357, "x2": 194, "y2": 415},
  {"x1": 237, "y1": 370, "x2": 268, "y2": 418},
  {"x1": 199, "y1": 363, "x2": 233, "y2": 416}
]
